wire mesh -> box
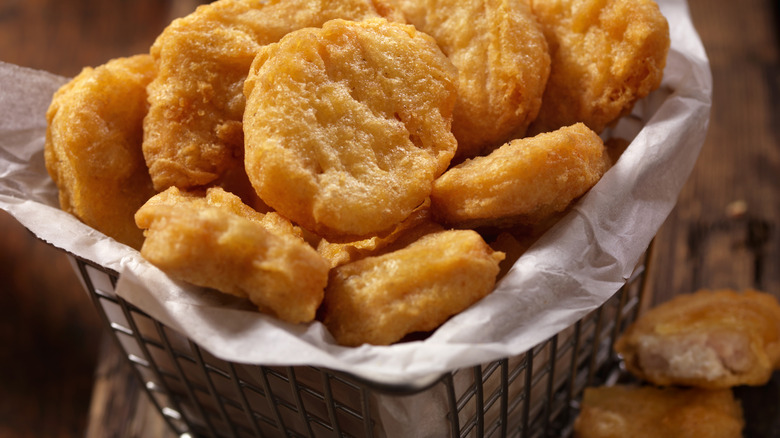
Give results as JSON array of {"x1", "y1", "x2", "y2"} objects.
[{"x1": 69, "y1": 243, "x2": 650, "y2": 438}]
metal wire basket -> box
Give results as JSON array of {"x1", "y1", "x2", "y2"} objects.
[{"x1": 69, "y1": 243, "x2": 651, "y2": 438}]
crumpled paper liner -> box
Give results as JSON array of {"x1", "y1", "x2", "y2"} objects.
[{"x1": 0, "y1": 0, "x2": 710, "y2": 391}]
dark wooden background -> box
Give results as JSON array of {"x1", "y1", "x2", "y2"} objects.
[{"x1": 0, "y1": 0, "x2": 778, "y2": 436}]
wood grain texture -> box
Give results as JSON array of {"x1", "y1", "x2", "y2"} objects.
[{"x1": 649, "y1": 0, "x2": 780, "y2": 302}]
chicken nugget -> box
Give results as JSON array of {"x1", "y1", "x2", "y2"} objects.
[
  {"x1": 527, "y1": 0, "x2": 670, "y2": 134},
  {"x1": 316, "y1": 199, "x2": 443, "y2": 268},
  {"x1": 243, "y1": 18, "x2": 459, "y2": 239},
  {"x1": 135, "y1": 187, "x2": 329, "y2": 324},
  {"x1": 44, "y1": 54, "x2": 157, "y2": 250},
  {"x1": 320, "y1": 229, "x2": 505, "y2": 346},
  {"x1": 388, "y1": 0, "x2": 550, "y2": 160},
  {"x1": 144, "y1": 0, "x2": 402, "y2": 191},
  {"x1": 615, "y1": 289, "x2": 780, "y2": 389},
  {"x1": 430, "y1": 123, "x2": 610, "y2": 228},
  {"x1": 574, "y1": 385, "x2": 744, "y2": 438}
]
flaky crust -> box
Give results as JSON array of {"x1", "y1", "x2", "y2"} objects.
[
  {"x1": 390, "y1": 0, "x2": 550, "y2": 160},
  {"x1": 430, "y1": 123, "x2": 610, "y2": 228},
  {"x1": 243, "y1": 18, "x2": 458, "y2": 239},
  {"x1": 44, "y1": 55, "x2": 157, "y2": 250},
  {"x1": 135, "y1": 187, "x2": 330, "y2": 324},
  {"x1": 574, "y1": 385, "x2": 744, "y2": 438},
  {"x1": 527, "y1": 0, "x2": 669, "y2": 134},
  {"x1": 320, "y1": 229, "x2": 504, "y2": 346},
  {"x1": 615, "y1": 289, "x2": 780, "y2": 389},
  {"x1": 143, "y1": 0, "x2": 402, "y2": 191}
]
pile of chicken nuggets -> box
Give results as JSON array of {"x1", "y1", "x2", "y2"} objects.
[
  {"x1": 44, "y1": 0, "x2": 670, "y2": 346},
  {"x1": 574, "y1": 289, "x2": 780, "y2": 437}
]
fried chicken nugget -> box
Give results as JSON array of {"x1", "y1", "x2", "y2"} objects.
[
  {"x1": 243, "y1": 18, "x2": 459, "y2": 239},
  {"x1": 527, "y1": 0, "x2": 670, "y2": 134},
  {"x1": 320, "y1": 229, "x2": 505, "y2": 346},
  {"x1": 144, "y1": 0, "x2": 402, "y2": 191},
  {"x1": 615, "y1": 289, "x2": 780, "y2": 389},
  {"x1": 388, "y1": 0, "x2": 550, "y2": 160},
  {"x1": 574, "y1": 385, "x2": 744, "y2": 438},
  {"x1": 316, "y1": 199, "x2": 444, "y2": 268},
  {"x1": 44, "y1": 55, "x2": 157, "y2": 250},
  {"x1": 135, "y1": 186, "x2": 330, "y2": 324},
  {"x1": 430, "y1": 123, "x2": 610, "y2": 228}
]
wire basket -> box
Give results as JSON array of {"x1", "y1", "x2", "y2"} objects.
[{"x1": 69, "y1": 242, "x2": 651, "y2": 438}]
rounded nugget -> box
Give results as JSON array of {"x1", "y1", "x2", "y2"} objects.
[
  {"x1": 574, "y1": 385, "x2": 744, "y2": 438},
  {"x1": 144, "y1": 0, "x2": 402, "y2": 191},
  {"x1": 320, "y1": 229, "x2": 505, "y2": 346},
  {"x1": 389, "y1": 0, "x2": 550, "y2": 160},
  {"x1": 135, "y1": 187, "x2": 330, "y2": 324},
  {"x1": 430, "y1": 123, "x2": 610, "y2": 228},
  {"x1": 243, "y1": 18, "x2": 459, "y2": 239},
  {"x1": 44, "y1": 55, "x2": 157, "y2": 250},
  {"x1": 527, "y1": 0, "x2": 670, "y2": 134},
  {"x1": 615, "y1": 289, "x2": 780, "y2": 389}
]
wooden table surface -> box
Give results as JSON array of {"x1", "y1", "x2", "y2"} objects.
[{"x1": 1, "y1": 0, "x2": 778, "y2": 437}]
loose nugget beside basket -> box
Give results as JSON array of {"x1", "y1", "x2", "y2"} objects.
[{"x1": 0, "y1": 0, "x2": 711, "y2": 390}]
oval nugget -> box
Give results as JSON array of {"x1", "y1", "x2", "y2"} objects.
[
  {"x1": 243, "y1": 18, "x2": 458, "y2": 238},
  {"x1": 615, "y1": 289, "x2": 780, "y2": 389},
  {"x1": 144, "y1": 0, "x2": 402, "y2": 191},
  {"x1": 135, "y1": 187, "x2": 329, "y2": 324},
  {"x1": 574, "y1": 386, "x2": 745, "y2": 438},
  {"x1": 527, "y1": 0, "x2": 670, "y2": 134},
  {"x1": 390, "y1": 0, "x2": 550, "y2": 160},
  {"x1": 430, "y1": 123, "x2": 610, "y2": 228},
  {"x1": 44, "y1": 55, "x2": 157, "y2": 250},
  {"x1": 321, "y1": 229, "x2": 505, "y2": 346}
]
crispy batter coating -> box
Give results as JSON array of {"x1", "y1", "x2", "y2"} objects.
[
  {"x1": 144, "y1": 0, "x2": 402, "y2": 191},
  {"x1": 243, "y1": 18, "x2": 458, "y2": 239},
  {"x1": 615, "y1": 289, "x2": 780, "y2": 389},
  {"x1": 316, "y1": 199, "x2": 443, "y2": 268},
  {"x1": 44, "y1": 55, "x2": 157, "y2": 250},
  {"x1": 430, "y1": 123, "x2": 610, "y2": 228},
  {"x1": 389, "y1": 0, "x2": 550, "y2": 160},
  {"x1": 527, "y1": 0, "x2": 670, "y2": 134},
  {"x1": 320, "y1": 229, "x2": 505, "y2": 346},
  {"x1": 135, "y1": 187, "x2": 329, "y2": 324},
  {"x1": 574, "y1": 385, "x2": 744, "y2": 438}
]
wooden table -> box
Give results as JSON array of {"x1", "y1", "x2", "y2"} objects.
[{"x1": 0, "y1": 0, "x2": 777, "y2": 436}]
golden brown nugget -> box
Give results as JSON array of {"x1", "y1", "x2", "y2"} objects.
[
  {"x1": 615, "y1": 289, "x2": 780, "y2": 389},
  {"x1": 316, "y1": 199, "x2": 443, "y2": 268},
  {"x1": 243, "y1": 18, "x2": 458, "y2": 239},
  {"x1": 574, "y1": 385, "x2": 744, "y2": 438},
  {"x1": 141, "y1": 185, "x2": 303, "y2": 239},
  {"x1": 320, "y1": 229, "x2": 505, "y2": 346},
  {"x1": 44, "y1": 55, "x2": 157, "y2": 250},
  {"x1": 527, "y1": 0, "x2": 670, "y2": 134},
  {"x1": 135, "y1": 187, "x2": 329, "y2": 324},
  {"x1": 144, "y1": 0, "x2": 402, "y2": 191},
  {"x1": 430, "y1": 123, "x2": 610, "y2": 228},
  {"x1": 388, "y1": 0, "x2": 550, "y2": 160}
]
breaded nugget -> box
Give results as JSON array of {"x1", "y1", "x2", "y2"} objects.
[
  {"x1": 243, "y1": 18, "x2": 458, "y2": 239},
  {"x1": 615, "y1": 289, "x2": 780, "y2": 389},
  {"x1": 574, "y1": 385, "x2": 744, "y2": 438},
  {"x1": 44, "y1": 55, "x2": 157, "y2": 250},
  {"x1": 388, "y1": 0, "x2": 550, "y2": 160},
  {"x1": 144, "y1": 0, "x2": 402, "y2": 191},
  {"x1": 320, "y1": 229, "x2": 505, "y2": 346},
  {"x1": 316, "y1": 199, "x2": 443, "y2": 268},
  {"x1": 430, "y1": 123, "x2": 610, "y2": 228},
  {"x1": 135, "y1": 187, "x2": 329, "y2": 324},
  {"x1": 527, "y1": 0, "x2": 670, "y2": 134}
]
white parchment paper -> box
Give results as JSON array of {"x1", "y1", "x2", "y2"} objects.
[{"x1": 0, "y1": 0, "x2": 710, "y2": 393}]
